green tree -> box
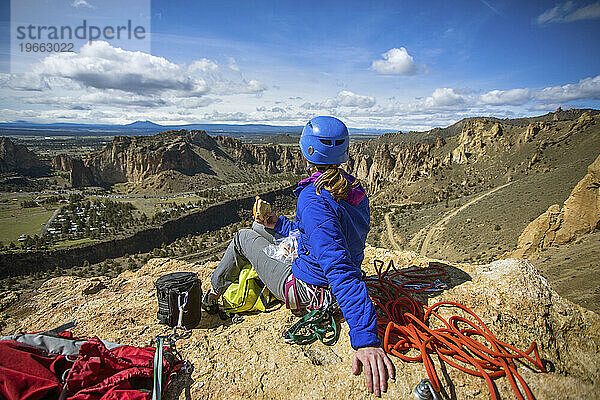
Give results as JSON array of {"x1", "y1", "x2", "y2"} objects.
[{"x1": 69, "y1": 193, "x2": 84, "y2": 203}]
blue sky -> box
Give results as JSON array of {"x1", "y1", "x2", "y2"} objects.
[{"x1": 1, "y1": 0, "x2": 599, "y2": 130}]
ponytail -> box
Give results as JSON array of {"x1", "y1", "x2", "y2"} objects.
[{"x1": 313, "y1": 165, "x2": 359, "y2": 202}]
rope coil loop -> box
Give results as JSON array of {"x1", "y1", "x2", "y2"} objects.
[{"x1": 365, "y1": 258, "x2": 547, "y2": 400}]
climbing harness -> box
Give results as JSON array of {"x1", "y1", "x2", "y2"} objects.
[
  {"x1": 282, "y1": 306, "x2": 339, "y2": 346},
  {"x1": 302, "y1": 281, "x2": 334, "y2": 311},
  {"x1": 365, "y1": 258, "x2": 547, "y2": 400},
  {"x1": 284, "y1": 274, "x2": 335, "y2": 313}
]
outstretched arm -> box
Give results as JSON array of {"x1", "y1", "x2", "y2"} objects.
[{"x1": 302, "y1": 202, "x2": 393, "y2": 395}]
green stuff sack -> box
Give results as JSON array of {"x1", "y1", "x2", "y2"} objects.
[{"x1": 222, "y1": 264, "x2": 279, "y2": 315}]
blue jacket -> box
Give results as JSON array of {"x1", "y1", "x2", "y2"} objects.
[{"x1": 274, "y1": 172, "x2": 379, "y2": 349}]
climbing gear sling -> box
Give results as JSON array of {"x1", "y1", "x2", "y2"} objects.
[
  {"x1": 282, "y1": 306, "x2": 339, "y2": 346},
  {"x1": 282, "y1": 274, "x2": 339, "y2": 345}
]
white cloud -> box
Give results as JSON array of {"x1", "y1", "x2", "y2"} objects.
[
  {"x1": 534, "y1": 74, "x2": 600, "y2": 102},
  {"x1": 536, "y1": 1, "x2": 600, "y2": 24},
  {"x1": 371, "y1": 47, "x2": 416, "y2": 75},
  {"x1": 203, "y1": 110, "x2": 249, "y2": 122},
  {"x1": 0, "y1": 108, "x2": 40, "y2": 122},
  {"x1": 565, "y1": 2, "x2": 600, "y2": 21},
  {"x1": 529, "y1": 103, "x2": 563, "y2": 112},
  {"x1": 12, "y1": 41, "x2": 267, "y2": 102},
  {"x1": 424, "y1": 88, "x2": 467, "y2": 108},
  {"x1": 0, "y1": 41, "x2": 273, "y2": 124},
  {"x1": 207, "y1": 79, "x2": 267, "y2": 96},
  {"x1": 23, "y1": 91, "x2": 166, "y2": 108},
  {"x1": 173, "y1": 97, "x2": 220, "y2": 109},
  {"x1": 227, "y1": 57, "x2": 240, "y2": 72},
  {"x1": 479, "y1": 88, "x2": 531, "y2": 105},
  {"x1": 301, "y1": 90, "x2": 376, "y2": 110},
  {"x1": 72, "y1": 0, "x2": 94, "y2": 8},
  {"x1": 22, "y1": 89, "x2": 223, "y2": 110},
  {"x1": 536, "y1": 1, "x2": 574, "y2": 24},
  {"x1": 188, "y1": 59, "x2": 219, "y2": 73},
  {"x1": 0, "y1": 72, "x2": 49, "y2": 91},
  {"x1": 36, "y1": 41, "x2": 207, "y2": 95},
  {"x1": 246, "y1": 79, "x2": 266, "y2": 93},
  {"x1": 336, "y1": 91, "x2": 376, "y2": 108},
  {"x1": 2, "y1": 39, "x2": 599, "y2": 130}
]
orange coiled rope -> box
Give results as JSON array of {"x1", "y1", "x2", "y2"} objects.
[{"x1": 364, "y1": 259, "x2": 547, "y2": 400}]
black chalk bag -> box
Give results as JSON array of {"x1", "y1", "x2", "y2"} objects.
[{"x1": 155, "y1": 272, "x2": 202, "y2": 330}]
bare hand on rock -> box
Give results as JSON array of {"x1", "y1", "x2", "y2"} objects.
[{"x1": 352, "y1": 347, "x2": 395, "y2": 397}]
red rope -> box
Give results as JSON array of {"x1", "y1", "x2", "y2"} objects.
[{"x1": 364, "y1": 259, "x2": 547, "y2": 400}]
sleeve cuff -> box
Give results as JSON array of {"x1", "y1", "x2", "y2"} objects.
[
  {"x1": 350, "y1": 331, "x2": 381, "y2": 350},
  {"x1": 274, "y1": 216, "x2": 285, "y2": 234}
]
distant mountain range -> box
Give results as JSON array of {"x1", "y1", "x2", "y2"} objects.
[{"x1": 0, "y1": 120, "x2": 390, "y2": 137}]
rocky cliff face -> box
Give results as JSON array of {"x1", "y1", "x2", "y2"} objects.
[
  {"x1": 68, "y1": 131, "x2": 216, "y2": 186},
  {"x1": 347, "y1": 142, "x2": 441, "y2": 193},
  {"x1": 51, "y1": 154, "x2": 73, "y2": 172},
  {"x1": 346, "y1": 110, "x2": 600, "y2": 205},
  {"x1": 213, "y1": 136, "x2": 305, "y2": 174},
  {"x1": 56, "y1": 109, "x2": 600, "y2": 203},
  {"x1": 515, "y1": 153, "x2": 600, "y2": 257},
  {"x1": 65, "y1": 130, "x2": 304, "y2": 187},
  {"x1": 346, "y1": 118, "x2": 508, "y2": 202},
  {"x1": 1, "y1": 248, "x2": 598, "y2": 399},
  {"x1": 449, "y1": 120, "x2": 506, "y2": 164},
  {"x1": 0, "y1": 137, "x2": 48, "y2": 176}
]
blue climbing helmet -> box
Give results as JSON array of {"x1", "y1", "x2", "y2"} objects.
[{"x1": 299, "y1": 116, "x2": 349, "y2": 165}]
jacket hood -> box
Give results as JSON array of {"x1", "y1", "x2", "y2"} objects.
[{"x1": 294, "y1": 170, "x2": 366, "y2": 206}]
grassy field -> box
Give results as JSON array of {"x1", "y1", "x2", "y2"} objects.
[
  {"x1": 0, "y1": 194, "x2": 58, "y2": 243},
  {"x1": 52, "y1": 237, "x2": 98, "y2": 249}
]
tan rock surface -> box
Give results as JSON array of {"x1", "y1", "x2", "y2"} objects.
[
  {"x1": 515, "y1": 154, "x2": 600, "y2": 257},
  {"x1": 1, "y1": 247, "x2": 599, "y2": 399}
]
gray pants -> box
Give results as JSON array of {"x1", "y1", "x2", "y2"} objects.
[{"x1": 211, "y1": 222, "x2": 291, "y2": 300}]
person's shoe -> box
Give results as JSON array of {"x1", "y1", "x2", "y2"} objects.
[{"x1": 202, "y1": 289, "x2": 220, "y2": 315}]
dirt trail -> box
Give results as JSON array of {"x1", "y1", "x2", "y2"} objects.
[
  {"x1": 419, "y1": 182, "x2": 513, "y2": 257},
  {"x1": 384, "y1": 211, "x2": 401, "y2": 250},
  {"x1": 40, "y1": 207, "x2": 62, "y2": 236}
]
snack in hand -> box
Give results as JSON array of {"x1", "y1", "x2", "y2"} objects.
[{"x1": 253, "y1": 196, "x2": 272, "y2": 222}]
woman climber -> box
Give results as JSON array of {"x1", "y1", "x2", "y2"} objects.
[{"x1": 204, "y1": 116, "x2": 395, "y2": 396}]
